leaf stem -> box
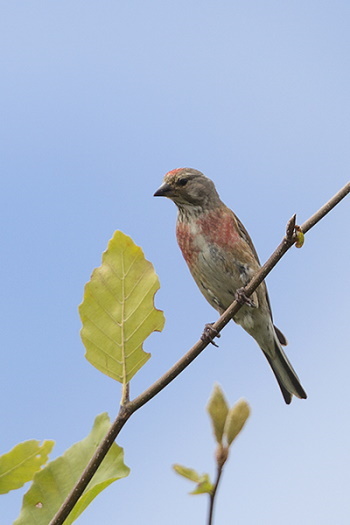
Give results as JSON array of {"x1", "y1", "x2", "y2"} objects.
[{"x1": 121, "y1": 382, "x2": 130, "y2": 405}]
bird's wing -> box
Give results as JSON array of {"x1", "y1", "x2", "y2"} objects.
[
  {"x1": 232, "y1": 211, "x2": 261, "y2": 264},
  {"x1": 232, "y1": 211, "x2": 288, "y2": 345}
]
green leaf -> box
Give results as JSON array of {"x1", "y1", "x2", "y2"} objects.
[
  {"x1": 173, "y1": 465, "x2": 213, "y2": 495},
  {"x1": 79, "y1": 231, "x2": 165, "y2": 384},
  {"x1": 224, "y1": 399, "x2": 250, "y2": 446},
  {"x1": 0, "y1": 440, "x2": 54, "y2": 494},
  {"x1": 173, "y1": 464, "x2": 202, "y2": 482},
  {"x1": 14, "y1": 413, "x2": 130, "y2": 525},
  {"x1": 207, "y1": 384, "x2": 229, "y2": 445},
  {"x1": 190, "y1": 476, "x2": 213, "y2": 495}
]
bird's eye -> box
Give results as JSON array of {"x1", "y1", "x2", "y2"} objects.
[{"x1": 177, "y1": 178, "x2": 188, "y2": 187}]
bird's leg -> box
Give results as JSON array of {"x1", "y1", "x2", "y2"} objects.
[
  {"x1": 235, "y1": 287, "x2": 257, "y2": 308},
  {"x1": 201, "y1": 322, "x2": 221, "y2": 347}
]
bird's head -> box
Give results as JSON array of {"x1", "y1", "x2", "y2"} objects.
[{"x1": 154, "y1": 168, "x2": 221, "y2": 210}]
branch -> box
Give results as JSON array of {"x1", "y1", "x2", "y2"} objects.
[{"x1": 50, "y1": 181, "x2": 349, "y2": 525}]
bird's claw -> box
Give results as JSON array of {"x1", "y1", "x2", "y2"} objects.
[
  {"x1": 235, "y1": 288, "x2": 256, "y2": 308},
  {"x1": 201, "y1": 322, "x2": 221, "y2": 347}
]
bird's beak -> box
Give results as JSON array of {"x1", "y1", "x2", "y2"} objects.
[{"x1": 153, "y1": 182, "x2": 173, "y2": 197}]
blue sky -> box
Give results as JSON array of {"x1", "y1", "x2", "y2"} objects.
[{"x1": 1, "y1": 1, "x2": 350, "y2": 524}]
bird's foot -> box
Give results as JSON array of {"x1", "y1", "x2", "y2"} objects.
[
  {"x1": 201, "y1": 322, "x2": 221, "y2": 347},
  {"x1": 235, "y1": 287, "x2": 257, "y2": 308}
]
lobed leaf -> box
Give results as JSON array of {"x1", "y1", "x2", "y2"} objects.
[
  {"x1": 0, "y1": 440, "x2": 54, "y2": 494},
  {"x1": 13, "y1": 413, "x2": 130, "y2": 525},
  {"x1": 79, "y1": 231, "x2": 165, "y2": 384}
]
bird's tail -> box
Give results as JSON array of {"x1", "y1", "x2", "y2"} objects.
[{"x1": 264, "y1": 336, "x2": 307, "y2": 404}]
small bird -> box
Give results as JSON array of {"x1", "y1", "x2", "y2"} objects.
[{"x1": 154, "y1": 168, "x2": 307, "y2": 404}]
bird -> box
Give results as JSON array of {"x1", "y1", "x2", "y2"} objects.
[{"x1": 154, "y1": 167, "x2": 307, "y2": 404}]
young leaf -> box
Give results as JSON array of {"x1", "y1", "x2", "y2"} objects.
[
  {"x1": 190, "y1": 475, "x2": 213, "y2": 495},
  {"x1": 13, "y1": 413, "x2": 130, "y2": 525},
  {"x1": 173, "y1": 464, "x2": 202, "y2": 483},
  {"x1": 79, "y1": 231, "x2": 165, "y2": 384},
  {"x1": 0, "y1": 440, "x2": 54, "y2": 494},
  {"x1": 173, "y1": 465, "x2": 213, "y2": 495},
  {"x1": 224, "y1": 399, "x2": 250, "y2": 446},
  {"x1": 207, "y1": 384, "x2": 229, "y2": 445}
]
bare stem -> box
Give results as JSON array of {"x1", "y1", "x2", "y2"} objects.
[
  {"x1": 49, "y1": 181, "x2": 349, "y2": 525},
  {"x1": 208, "y1": 463, "x2": 225, "y2": 525}
]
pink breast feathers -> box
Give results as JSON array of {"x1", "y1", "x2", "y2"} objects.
[
  {"x1": 197, "y1": 208, "x2": 241, "y2": 249},
  {"x1": 176, "y1": 208, "x2": 241, "y2": 266},
  {"x1": 176, "y1": 221, "x2": 200, "y2": 266}
]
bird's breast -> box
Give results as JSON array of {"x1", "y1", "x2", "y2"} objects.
[
  {"x1": 176, "y1": 219, "x2": 201, "y2": 266},
  {"x1": 176, "y1": 208, "x2": 241, "y2": 265},
  {"x1": 177, "y1": 218, "x2": 240, "y2": 307}
]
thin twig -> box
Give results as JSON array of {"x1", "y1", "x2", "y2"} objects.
[
  {"x1": 49, "y1": 181, "x2": 349, "y2": 525},
  {"x1": 208, "y1": 462, "x2": 225, "y2": 525},
  {"x1": 300, "y1": 182, "x2": 350, "y2": 234}
]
